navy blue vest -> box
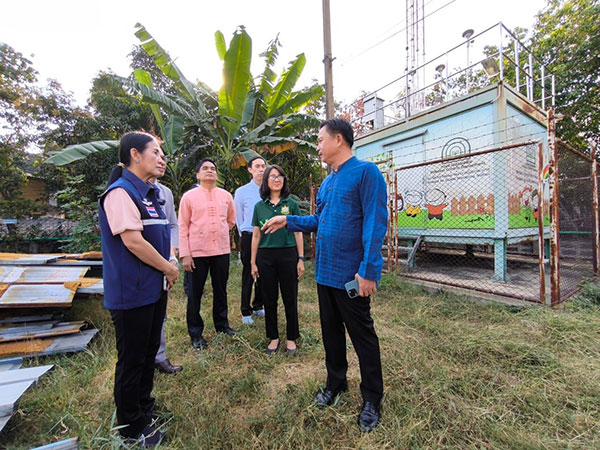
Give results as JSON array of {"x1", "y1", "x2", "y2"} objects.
[{"x1": 98, "y1": 169, "x2": 170, "y2": 310}]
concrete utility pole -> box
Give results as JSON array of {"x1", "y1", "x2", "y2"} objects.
[{"x1": 322, "y1": 0, "x2": 334, "y2": 119}]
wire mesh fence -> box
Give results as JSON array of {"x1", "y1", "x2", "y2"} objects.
[
  {"x1": 556, "y1": 142, "x2": 597, "y2": 299},
  {"x1": 390, "y1": 141, "x2": 548, "y2": 302}
]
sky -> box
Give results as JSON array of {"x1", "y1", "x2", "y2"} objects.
[{"x1": 0, "y1": 0, "x2": 547, "y2": 108}]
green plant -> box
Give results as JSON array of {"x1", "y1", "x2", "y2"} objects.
[
  {"x1": 46, "y1": 25, "x2": 323, "y2": 199},
  {"x1": 56, "y1": 174, "x2": 100, "y2": 252}
]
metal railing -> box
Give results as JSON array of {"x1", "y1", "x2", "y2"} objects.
[{"x1": 353, "y1": 22, "x2": 555, "y2": 134}]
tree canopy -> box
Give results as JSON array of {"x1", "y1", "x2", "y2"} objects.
[{"x1": 532, "y1": 0, "x2": 600, "y2": 149}]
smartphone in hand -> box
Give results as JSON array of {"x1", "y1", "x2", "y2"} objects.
[{"x1": 344, "y1": 279, "x2": 359, "y2": 298}]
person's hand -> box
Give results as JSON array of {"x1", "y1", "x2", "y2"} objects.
[
  {"x1": 182, "y1": 256, "x2": 195, "y2": 273},
  {"x1": 355, "y1": 273, "x2": 377, "y2": 297},
  {"x1": 251, "y1": 263, "x2": 259, "y2": 280},
  {"x1": 261, "y1": 215, "x2": 287, "y2": 234},
  {"x1": 165, "y1": 263, "x2": 179, "y2": 289},
  {"x1": 297, "y1": 260, "x2": 305, "y2": 280}
]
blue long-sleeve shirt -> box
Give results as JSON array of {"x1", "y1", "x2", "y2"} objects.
[
  {"x1": 287, "y1": 156, "x2": 388, "y2": 289},
  {"x1": 233, "y1": 181, "x2": 262, "y2": 235}
]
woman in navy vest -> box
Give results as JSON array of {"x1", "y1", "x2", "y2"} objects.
[{"x1": 98, "y1": 131, "x2": 179, "y2": 445}]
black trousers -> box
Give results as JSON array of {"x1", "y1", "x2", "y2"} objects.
[
  {"x1": 240, "y1": 232, "x2": 263, "y2": 316},
  {"x1": 110, "y1": 291, "x2": 167, "y2": 438},
  {"x1": 317, "y1": 283, "x2": 383, "y2": 404},
  {"x1": 257, "y1": 247, "x2": 300, "y2": 341},
  {"x1": 187, "y1": 254, "x2": 230, "y2": 337}
]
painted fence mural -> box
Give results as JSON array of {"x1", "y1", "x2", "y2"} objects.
[{"x1": 369, "y1": 142, "x2": 550, "y2": 232}]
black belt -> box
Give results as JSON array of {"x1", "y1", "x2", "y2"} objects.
[{"x1": 241, "y1": 231, "x2": 253, "y2": 236}]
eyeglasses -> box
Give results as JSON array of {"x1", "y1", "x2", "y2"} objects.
[{"x1": 268, "y1": 175, "x2": 285, "y2": 181}]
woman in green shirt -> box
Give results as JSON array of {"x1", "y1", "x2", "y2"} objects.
[{"x1": 251, "y1": 165, "x2": 305, "y2": 355}]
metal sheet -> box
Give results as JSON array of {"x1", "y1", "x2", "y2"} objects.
[
  {"x1": 0, "y1": 322, "x2": 85, "y2": 343},
  {"x1": 0, "y1": 314, "x2": 61, "y2": 324},
  {"x1": 0, "y1": 267, "x2": 25, "y2": 283},
  {"x1": 0, "y1": 414, "x2": 10, "y2": 434},
  {"x1": 0, "y1": 267, "x2": 88, "y2": 284},
  {"x1": 30, "y1": 438, "x2": 79, "y2": 450},
  {"x1": 40, "y1": 329, "x2": 98, "y2": 357},
  {"x1": 0, "y1": 321, "x2": 59, "y2": 335},
  {"x1": 0, "y1": 364, "x2": 52, "y2": 387},
  {"x1": 0, "y1": 357, "x2": 22, "y2": 372},
  {"x1": 0, "y1": 284, "x2": 78, "y2": 308},
  {"x1": 0, "y1": 329, "x2": 98, "y2": 359},
  {"x1": 76, "y1": 279, "x2": 103, "y2": 295},
  {"x1": 0, "y1": 254, "x2": 64, "y2": 266},
  {"x1": 0, "y1": 339, "x2": 53, "y2": 358},
  {"x1": 0, "y1": 380, "x2": 34, "y2": 416},
  {"x1": 48, "y1": 260, "x2": 102, "y2": 267}
]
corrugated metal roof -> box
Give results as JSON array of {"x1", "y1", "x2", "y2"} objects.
[
  {"x1": 0, "y1": 322, "x2": 85, "y2": 343},
  {"x1": 0, "y1": 267, "x2": 88, "y2": 284},
  {"x1": 0, "y1": 284, "x2": 78, "y2": 308},
  {"x1": 0, "y1": 329, "x2": 98, "y2": 358}
]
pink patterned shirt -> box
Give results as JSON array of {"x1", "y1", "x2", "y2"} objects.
[{"x1": 178, "y1": 185, "x2": 235, "y2": 257}]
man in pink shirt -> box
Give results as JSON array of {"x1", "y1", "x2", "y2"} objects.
[{"x1": 179, "y1": 159, "x2": 236, "y2": 349}]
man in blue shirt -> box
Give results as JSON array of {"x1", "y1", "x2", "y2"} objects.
[
  {"x1": 262, "y1": 118, "x2": 387, "y2": 432},
  {"x1": 234, "y1": 156, "x2": 267, "y2": 325}
]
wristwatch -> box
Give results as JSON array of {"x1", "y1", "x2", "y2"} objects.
[
  {"x1": 298, "y1": 256, "x2": 305, "y2": 261},
  {"x1": 169, "y1": 256, "x2": 178, "y2": 263}
]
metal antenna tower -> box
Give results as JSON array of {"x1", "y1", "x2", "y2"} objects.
[{"x1": 405, "y1": 0, "x2": 425, "y2": 116}]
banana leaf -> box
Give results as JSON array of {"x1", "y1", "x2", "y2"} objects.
[
  {"x1": 215, "y1": 31, "x2": 227, "y2": 61},
  {"x1": 46, "y1": 140, "x2": 119, "y2": 166},
  {"x1": 267, "y1": 53, "x2": 306, "y2": 116},
  {"x1": 218, "y1": 27, "x2": 252, "y2": 141}
]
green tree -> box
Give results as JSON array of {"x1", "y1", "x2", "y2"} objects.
[
  {"x1": 47, "y1": 25, "x2": 323, "y2": 199},
  {"x1": 532, "y1": 0, "x2": 600, "y2": 149},
  {"x1": 0, "y1": 43, "x2": 76, "y2": 217}
]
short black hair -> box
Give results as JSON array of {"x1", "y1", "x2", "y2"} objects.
[
  {"x1": 320, "y1": 118, "x2": 354, "y2": 148},
  {"x1": 260, "y1": 165, "x2": 290, "y2": 200},
  {"x1": 195, "y1": 158, "x2": 217, "y2": 172},
  {"x1": 248, "y1": 156, "x2": 266, "y2": 169}
]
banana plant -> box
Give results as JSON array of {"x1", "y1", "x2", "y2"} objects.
[{"x1": 47, "y1": 23, "x2": 323, "y2": 194}]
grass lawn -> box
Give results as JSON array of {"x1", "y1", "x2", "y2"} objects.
[{"x1": 2, "y1": 260, "x2": 600, "y2": 448}]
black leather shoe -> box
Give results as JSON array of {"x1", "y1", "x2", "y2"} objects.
[
  {"x1": 155, "y1": 359, "x2": 183, "y2": 374},
  {"x1": 191, "y1": 336, "x2": 208, "y2": 350},
  {"x1": 314, "y1": 384, "x2": 348, "y2": 408},
  {"x1": 218, "y1": 327, "x2": 236, "y2": 336},
  {"x1": 357, "y1": 401, "x2": 381, "y2": 432}
]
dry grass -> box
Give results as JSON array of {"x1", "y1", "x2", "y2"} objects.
[{"x1": 2, "y1": 261, "x2": 600, "y2": 448}]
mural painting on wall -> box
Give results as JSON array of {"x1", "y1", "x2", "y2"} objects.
[{"x1": 395, "y1": 137, "x2": 549, "y2": 229}]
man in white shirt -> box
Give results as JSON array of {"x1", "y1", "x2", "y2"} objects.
[{"x1": 233, "y1": 156, "x2": 266, "y2": 325}]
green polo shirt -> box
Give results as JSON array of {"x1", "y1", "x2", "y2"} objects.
[{"x1": 252, "y1": 197, "x2": 301, "y2": 248}]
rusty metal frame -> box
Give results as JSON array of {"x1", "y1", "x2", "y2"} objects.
[
  {"x1": 592, "y1": 143, "x2": 600, "y2": 275},
  {"x1": 557, "y1": 138, "x2": 594, "y2": 162},
  {"x1": 537, "y1": 143, "x2": 547, "y2": 304},
  {"x1": 547, "y1": 108, "x2": 561, "y2": 307},
  {"x1": 394, "y1": 171, "x2": 399, "y2": 266},
  {"x1": 376, "y1": 154, "x2": 396, "y2": 272}
]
